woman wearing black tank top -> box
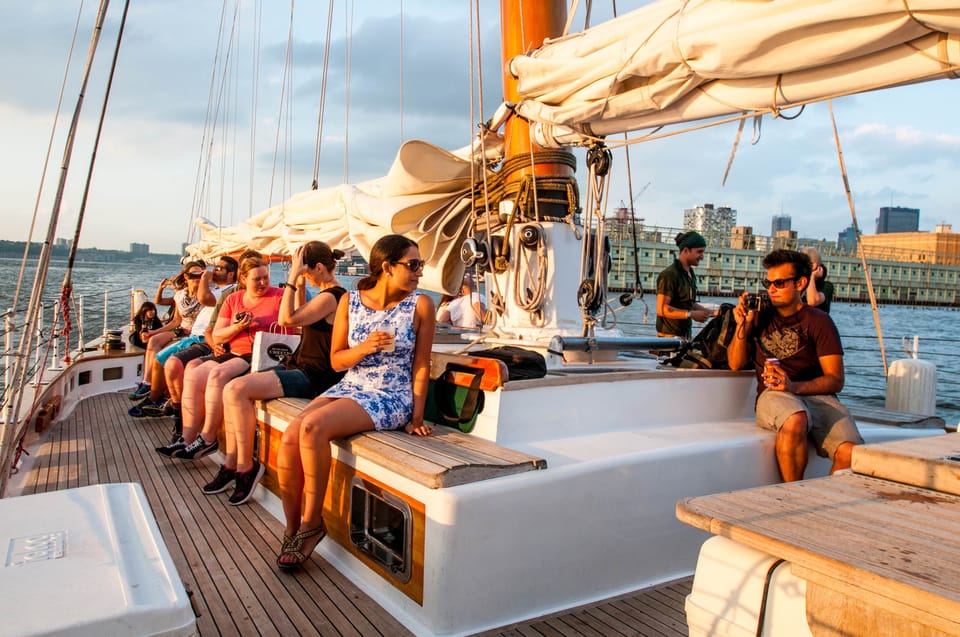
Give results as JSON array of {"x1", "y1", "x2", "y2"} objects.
[{"x1": 206, "y1": 241, "x2": 346, "y2": 506}]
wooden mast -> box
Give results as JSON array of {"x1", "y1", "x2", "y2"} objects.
[
  {"x1": 488, "y1": 0, "x2": 583, "y2": 337},
  {"x1": 500, "y1": 1, "x2": 572, "y2": 187}
]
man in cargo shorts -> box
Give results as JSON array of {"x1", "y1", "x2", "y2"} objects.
[{"x1": 726, "y1": 249, "x2": 863, "y2": 482}]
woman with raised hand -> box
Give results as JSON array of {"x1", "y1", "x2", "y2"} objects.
[
  {"x1": 276, "y1": 234, "x2": 435, "y2": 570},
  {"x1": 130, "y1": 261, "x2": 205, "y2": 400},
  {"x1": 205, "y1": 241, "x2": 347, "y2": 506},
  {"x1": 155, "y1": 256, "x2": 286, "y2": 460}
]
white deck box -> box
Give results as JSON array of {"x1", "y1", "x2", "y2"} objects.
[
  {"x1": 0, "y1": 483, "x2": 195, "y2": 636},
  {"x1": 685, "y1": 535, "x2": 812, "y2": 637}
]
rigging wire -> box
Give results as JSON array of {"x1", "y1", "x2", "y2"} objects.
[
  {"x1": 828, "y1": 99, "x2": 888, "y2": 375},
  {"x1": 311, "y1": 0, "x2": 336, "y2": 190},
  {"x1": 343, "y1": 0, "x2": 355, "y2": 183},
  {"x1": 2, "y1": 0, "x2": 112, "y2": 492},
  {"x1": 187, "y1": 0, "x2": 235, "y2": 247},
  {"x1": 249, "y1": 0, "x2": 263, "y2": 216},
  {"x1": 268, "y1": 0, "x2": 296, "y2": 206},
  {"x1": 12, "y1": 0, "x2": 87, "y2": 316},
  {"x1": 60, "y1": 0, "x2": 132, "y2": 361}
]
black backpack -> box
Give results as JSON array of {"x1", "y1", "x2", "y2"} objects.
[{"x1": 666, "y1": 303, "x2": 737, "y2": 369}]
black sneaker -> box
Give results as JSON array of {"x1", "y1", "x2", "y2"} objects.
[
  {"x1": 202, "y1": 465, "x2": 237, "y2": 494},
  {"x1": 175, "y1": 436, "x2": 218, "y2": 460},
  {"x1": 156, "y1": 437, "x2": 187, "y2": 457},
  {"x1": 141, "y1": 399, "x2": 170, "y2": 418},
  {"x1": 165, "y1": 401, "x2": 180, "y2": 417},
  {"x1": 129, "y1": 397, "x2": 163, "y2": 418},
  {"x1": 228, "y1": 462, "x2": 265, "y2": 506}
]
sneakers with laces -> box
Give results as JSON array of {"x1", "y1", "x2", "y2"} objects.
[
  {"x1": 129, "y1": 397, "x2": 164, "y2": 418},
  {"x1": 174, "y1": 436, "x2": 218, "y2": 460},
  {"x1": 164, "y1": 401, "x2": 180, "y2": 417},
  {"x1": 141, "y1": 398, "x2": 170, "y2": 418},
  {"x1": 228, "y1": 462, "x2": 265, "y2": 506},
  {"x1": 156, "y1": 436, "x2": 187, "y2": 457},
  {"x1": 202, "y1": 465, "x2": 237, "y2": 494},
  {"x1": 128, "y1": 383, "x2": 151, "y2": 400}
]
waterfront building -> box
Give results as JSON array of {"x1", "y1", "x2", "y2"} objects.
[
  {"x1": 859, "y1": 225, "x2": 960, "y2": 265},
  {"x1": 877, "y1": 206, "x2": 920, "y2": 233},
  {"x1": 130, "y1": 242, "x2": 149, "y2": 255},
  {"x1": 606, "y1": 220, "x2": 960, "y2": 306},
  {"x1": 838, "y1": 225, "x2": 857, "y2": 250}
]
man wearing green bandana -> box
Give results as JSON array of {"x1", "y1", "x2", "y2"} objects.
[{"x1": 656, "y1": 231, "x2": 713, "y2": 338}]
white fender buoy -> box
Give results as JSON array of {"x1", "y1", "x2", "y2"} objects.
[{"x1": 886, "y1": 358, "x2": 937, "y2": 416}]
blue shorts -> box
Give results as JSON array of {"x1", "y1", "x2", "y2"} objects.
[
  {"x1": 155, "y1": 335, "x2": 204, "y2": 366},
  {"x1": 272, "y1": 368, "x2": 316, "y2": 398}
]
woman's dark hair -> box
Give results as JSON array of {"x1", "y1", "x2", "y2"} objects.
[
  {"x1": 172, "y1": 260, "x2": 206, "y2": 289},
  {"x1": 302, "y1": 240, "x2": 345, "y2": 271},
  {"x1": 357, "y1": 234, "x2": 418, "y2": 291},
  {"x1": 136, "y1": 301, "x2": 158, "y2": 321}
]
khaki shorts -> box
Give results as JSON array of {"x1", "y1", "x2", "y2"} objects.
[{"x1": 756, "y1": 390, "x2": 864, "y2": 460}]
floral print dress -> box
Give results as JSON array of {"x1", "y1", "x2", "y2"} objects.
[{"x1": 321, "y1": 290, "x2": 419, "y2": 431}]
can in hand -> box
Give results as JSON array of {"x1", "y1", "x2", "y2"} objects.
[{"x1": 763, "y1": 358, "x2": 780, "y2": 387}]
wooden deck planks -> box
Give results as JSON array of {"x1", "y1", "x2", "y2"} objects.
[
  {"x1": 19, "y1": 391, "x2": 413, "y2": 637},
  {"x1": 18, "y1": 390, "x2": 694, "y2": 637}
]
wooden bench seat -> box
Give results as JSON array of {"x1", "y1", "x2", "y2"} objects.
[
  {"x1": 257, "y1": 352, "x2": 543, "y2": 489},
  {"x1": 262, "y1": 397, "x2": 546, "y2": 488},
  {"x1": 848, "y1": 404, "x2": 946, "y2": 430}
]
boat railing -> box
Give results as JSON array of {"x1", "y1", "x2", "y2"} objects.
[{"x1": 1, "y1": 287, "x2": 137, "y2": 405}]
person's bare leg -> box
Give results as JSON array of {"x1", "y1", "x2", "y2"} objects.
[
  {"x1": 180, "y1": 359, "x2": 214, "y2": 444},
  {"x1": 197, "y1": 357, "x2": 249, "y2": 446},
  {"x1": 277, "y1": 397, "x2": 334, "y2": 539},
  {"x1": 143, "y1": 332, "x2": 174, "y2": 379},
  {"x1": 164, "y1": 356, "x2": 186, "y2": 404},
  {"x1": 830, "y1": 441, "x2": 855, "y2": 474},
  {"x1": 775, "y1": 412, "x2": 808, "y2": 482},
  {"x1": 224, "y1": 372, "x2": 283, "y2": 473},
  {"x1": 148, "y1": 360, "x2": 167, "y2": 403}
]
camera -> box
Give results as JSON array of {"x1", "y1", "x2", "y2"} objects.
[
  {"x1": 234, "y1": 311, "x2": 251, "y2": 323},
  {"x1": 744, "y1": 293, "x2": 767, "y2": 312}
]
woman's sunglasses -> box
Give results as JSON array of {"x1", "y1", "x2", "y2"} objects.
[{"x1": 392, "y1": 259, "x2": 425, "y2": 272}]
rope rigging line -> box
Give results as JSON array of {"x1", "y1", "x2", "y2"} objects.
[
  {"x1": 61, "y1": 0, "x2": 132, "y2": 363},
  {"x1": 12, "y1": 0, "x2": 88, "y2": 317},
  {"x1": 1, "y1": 0, "x2": 112, "y2": 494},
  {"x1": 343, "y1": 0, "x2": 355, "y2": 183},
  {"x1": 311, "y1": 0, "x2": 336, "y2": 189},
  {"x1": 268, "y1": 0, "x2": 297, "y2": 207},
  {"x1": 828, "y1": 99, "x2": 887, "y2": 375},
  {"x1": 248, "y1": 0, "x2": 263, "y2": 217},
  {"x1": 187, "y1": 0, "x2": 238, "y2": 246}
]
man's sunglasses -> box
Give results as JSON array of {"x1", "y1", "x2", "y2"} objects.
[
  {"x1": 762, "y1": 277, "x2": 797, "y2": 289},
  {"x1": 392, "y1": 259, "x2": 425, "y2": 272}
]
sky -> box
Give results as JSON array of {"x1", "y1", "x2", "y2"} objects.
[{"x1": 2, "y1": 1, "x2": 959, "y2": 255}]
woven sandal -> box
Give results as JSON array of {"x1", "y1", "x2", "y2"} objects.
[{"x1": 277, "y1": 523, "x2": 326, "y2": 571}]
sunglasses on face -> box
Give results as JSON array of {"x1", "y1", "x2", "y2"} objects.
[
  {"x1": 392, "y1": 259, "x2": 425, "y2": 272},
  {"x1": 186, "y1": 271, "x2": 204, "y2": 280},
  {"x1": 762, "y1": 277, "x2": 797, "y2": 289}
]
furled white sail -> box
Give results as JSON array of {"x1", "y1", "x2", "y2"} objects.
[
  {"x1": 510, "y1": 0, "x2": 960, "y2": 146},
  {"x1": 186, "y1": 137, "x2": 502, "y2": 294}
]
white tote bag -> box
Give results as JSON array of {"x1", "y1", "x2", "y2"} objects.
[{"x1": 250, "y1": 325, "x2": 300, "y2": 372}]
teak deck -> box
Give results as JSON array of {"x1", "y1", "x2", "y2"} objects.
[{"x1": 15, "y1": 391, "x2": 692, "y2": 636}]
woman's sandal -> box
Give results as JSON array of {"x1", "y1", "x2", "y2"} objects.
[{"x1": 277, "y1": 523, "x2": 326, "y2": 571}]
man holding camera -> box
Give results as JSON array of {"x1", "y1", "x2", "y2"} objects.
[{"x1": 727, "y1": 249, "x2": 862, "y2": 482}]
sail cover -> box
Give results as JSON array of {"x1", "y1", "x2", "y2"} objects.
[
  {"x1": 510, "y1": 0, "x2": 960, "y2": 145},
  {"x1": 186, "y1": 138, "x2": 501, "y2": 294}
]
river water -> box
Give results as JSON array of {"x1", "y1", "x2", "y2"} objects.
[{"x1": 3, "y1": 257, "x2": 959, "y2": 427}]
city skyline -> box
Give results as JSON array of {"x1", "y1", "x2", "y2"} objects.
[{"x1": 2, "y1": 2, "x2": 958, "y2": 254}]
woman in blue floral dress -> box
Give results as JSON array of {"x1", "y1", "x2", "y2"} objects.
[{"x1": 276, "y1": 234, "x2": 436, "y2": 570}]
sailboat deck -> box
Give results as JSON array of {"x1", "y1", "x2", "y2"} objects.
[{"x1": 13, "y1": 391, "x2": 692, "y2": 636}]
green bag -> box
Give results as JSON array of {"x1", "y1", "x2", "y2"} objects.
[{"x1": 424, "y1": 364, "x2": 485, "y2": 433}]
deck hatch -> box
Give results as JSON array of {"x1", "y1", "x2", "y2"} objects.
[{"x1": 349, "y1": 477, "x2": 412, "y2": 583}]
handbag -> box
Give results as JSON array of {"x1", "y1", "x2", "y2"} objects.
[{"x1": 250, "y1": 324, "x2": 300, "y2": 372}]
